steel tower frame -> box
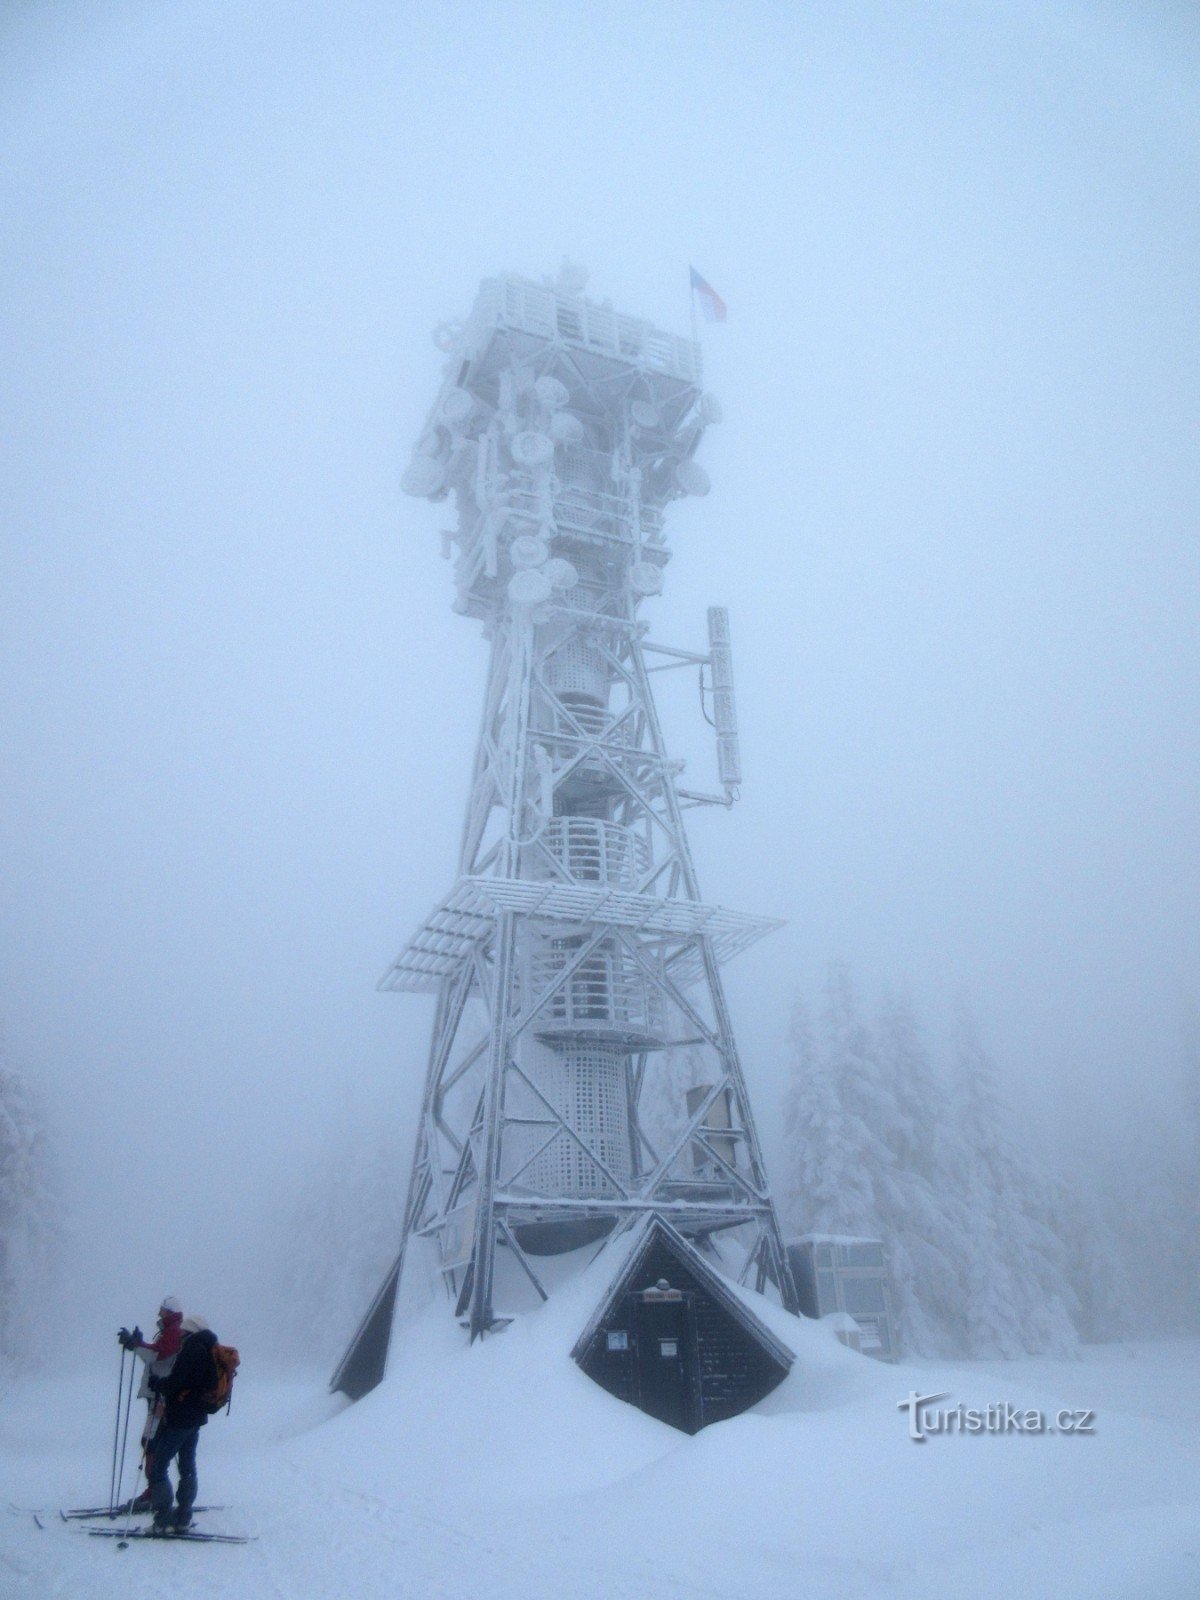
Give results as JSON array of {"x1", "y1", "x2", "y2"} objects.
[{"x1": 333, "y1": 269, "x2": 797, "y2": 1396}]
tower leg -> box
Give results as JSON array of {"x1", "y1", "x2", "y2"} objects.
[{"x1": 466, "y1": 911, "x2": 518, "y2": 1340}]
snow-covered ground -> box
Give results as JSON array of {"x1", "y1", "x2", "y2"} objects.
[{"x1": 4, "y1": 1278, "x2": 1197, "y2": 1600}]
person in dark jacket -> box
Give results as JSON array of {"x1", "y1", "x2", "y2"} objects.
[{"x1": 146, "y1": 1314, "x2": 218, "y2": 1532}]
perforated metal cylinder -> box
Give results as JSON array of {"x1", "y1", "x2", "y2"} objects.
[
  {"x1": 544, "y1": 639, "x2": 609, "y2": 701},
  {"x1": 524, "y1": 1043, "x2": 630, "y2": 1196}
]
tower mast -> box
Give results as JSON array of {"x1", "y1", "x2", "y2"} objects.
[{"x1": 333, "y1": 268, "x2": 797, "y2": 1400}]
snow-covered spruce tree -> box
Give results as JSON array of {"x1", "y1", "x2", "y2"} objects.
[
  {"x1": 780, "y1": 995, "x2": 837, "y2": 1231},
  {"x1": 781, "y1": 971, "x2": 968, "y2": 1356},
  {"x1": 1100, "y1": 1107, "x2": 1198, "y2": 1337},
  {"x1": 950, "y1": 1003, "x2": 1078, "y2": 1358},
  {"x1": 870, "y1": 991, "x2": 968, "y2": 1357},
  {"x1": 1053, "y1": 1172, "x2": 1128, "y2": 1343},
  {"x1": 279, "y1": 1106, "x2": 407, "y2": 1366},
  {"x1": 780, "y1": 965, "x2": 881, "y2": 1238},
  {"x1": 0, "y1": 1060, "x2": 59, "y2": 1365}
]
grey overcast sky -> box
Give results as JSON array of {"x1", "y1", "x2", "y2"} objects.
[{"x1": 2, "y1": 1, "x2": 1197, "y2": 1328}]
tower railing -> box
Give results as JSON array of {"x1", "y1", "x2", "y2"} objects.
[{"x1": 468, "y1": 276, "x2": 703, "y2": 384}]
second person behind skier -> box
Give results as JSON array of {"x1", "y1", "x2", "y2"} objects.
[{"x1": 146, "y1": 1314, "x2": 219, "y2": 1533}]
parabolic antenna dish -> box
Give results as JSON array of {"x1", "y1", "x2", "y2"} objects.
[
  {"x1": 629, "y1": 561, "x2": 664, "y2": 596},
  {"x1": 534, "y1": 376, "x2": 570, "y2": 412},
  {"x1": 440, "y1": 388, "x2": 474, "y2": 425},
  {"x1": 507, "y1": 568, "x2": 554, "y2": 607},
  {"x1": 402, "y1": 457, "x2": 446, "y2": 498},
  {"x1": 674, "y1": 458, "x2": 711, "y2": 497},
  {"x1": 550, "y1": 412, "x2": 585, "y2": 446},
  {"x1": 630, "y1": 400, "x2": 661, "y2": 431},
  {"x1": 511, "y1": 431, "x2": 555, "y2": 468},
  {"x1": 510, "y1": 535, "x2": 550, "y2": 570},
  {"x1": 543, "y1": 557, "x2": 579, "y2": 590}
]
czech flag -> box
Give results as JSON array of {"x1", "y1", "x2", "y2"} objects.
[{"x1": 689, "y1": 266, "x2": 727, "y2": 323}]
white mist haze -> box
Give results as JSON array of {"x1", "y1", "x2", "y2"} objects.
[{"x1": 2, "y1": 0, "x2": 1197, "y2": 1362}]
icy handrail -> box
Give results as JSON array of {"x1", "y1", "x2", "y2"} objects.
[{"x1": 466, "y1": 276, "x2": 702, "y2": 384}]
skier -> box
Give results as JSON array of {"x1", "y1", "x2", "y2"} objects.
[
  {"x1": 146, "y1": 1313, "x2": 219, "y2": 1533},
  {"x1": 117, "y1": 1296, "x2": 185, "y2": 1513}
]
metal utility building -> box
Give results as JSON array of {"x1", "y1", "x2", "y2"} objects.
[
  {"x1": 787, "y1": 1235, "x2": 898, "y2": 1361},
  {"x1": 332, "y1": 267, "x2": 798, "y2": 1425}
]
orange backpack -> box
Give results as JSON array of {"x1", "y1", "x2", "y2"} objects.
[{"x1": 201, "y1": 1343, "x2": 240, "y2": 1414}]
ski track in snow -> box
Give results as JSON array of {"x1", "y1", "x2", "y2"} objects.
[{"x1": 2, "y1": 1320, "x2": 1198, "y2": 1600}]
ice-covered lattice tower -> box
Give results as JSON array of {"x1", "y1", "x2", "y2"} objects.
[{"x1": 333, "y1": 266, "x2": 798, "y2": 1401}]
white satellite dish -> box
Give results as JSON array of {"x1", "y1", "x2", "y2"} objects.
[
  {"x1": 534, "y1": 376, "x2": 570, "y2": 412},
  {"x1": 440, "y1": 389, "x2": 474, "y2": 425},
  {"x1": 402, "y1": 457, "x2": 446, "y2": 498},
  {"x1": 629, "y1": 561, "x2": 664, "y2": 596},
  {"x1": 630, "y1": 400, "x2": 660, "y2": 431},
  {"x1": 507, "y1": 568, "x2": 554, "y2": 607},
  {"x1": 674, "y1": 458, "x2": 711, "y2": 497},
  {"x1": 543, "y1": 557, "x2": 579, "y2": 589},
  {"x1": 550, "y1": 411, "x2": 585, "y2": 446},
  {"x1": 510, "y1": 535, "x2": 550, "y2": 569},
  {"x1": 511, "y1": 431, "x2": 555, "y2": 468}
]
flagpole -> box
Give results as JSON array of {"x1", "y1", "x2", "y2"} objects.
[{"x1": 688, "y1": 279, "x2": 699, "y2": 349}]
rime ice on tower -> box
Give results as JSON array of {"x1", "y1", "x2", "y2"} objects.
[{"x1": 333, "y1": 267, "x2": 798, "y2": 1430}]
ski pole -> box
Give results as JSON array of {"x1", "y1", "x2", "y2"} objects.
[
  {"x1": 108, "y1": 1346, "x2": 127, "y2": 1514},
  {"x1": 112, "y1": 1343, "x2": 138, "y2": 1518},
  {"x1": 120, "y1": 1391, "x2": 162, "y2": 1543},
  {"x1": 120, "y1": 1438, "x2": 145, "y2": 1544}
]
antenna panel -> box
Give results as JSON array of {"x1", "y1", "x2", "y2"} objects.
[{"x1": 707, "y1": 607, "x2": 741, "y2": 787}]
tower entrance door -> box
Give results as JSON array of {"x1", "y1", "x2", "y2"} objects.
[{"x1": 627, "y1": 1283, "x2": 700, "y2": 1433}]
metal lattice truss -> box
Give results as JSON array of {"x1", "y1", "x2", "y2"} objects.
[
  {"x1": 393, "y1": 907, "x2": 791, "y2": 1330},
  {"x1": 332, "y1": 273, "x2": 798, "y2": 1397},
  {"x1": 373, "y1": 602, "x2": 795, "y2": 1340}
]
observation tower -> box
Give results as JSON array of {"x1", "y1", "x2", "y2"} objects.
[{"x1": 333, "y1": 266, "x2": 798, "y2": 1426}]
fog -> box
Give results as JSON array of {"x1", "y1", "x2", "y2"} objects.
[{"x1": 2, "y1": 1, "x2": 1197, "y2": 1355}]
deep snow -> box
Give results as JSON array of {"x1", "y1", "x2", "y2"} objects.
[{"x1": 3, "y1": 1276, "x2": 1197, "y2": 1600}]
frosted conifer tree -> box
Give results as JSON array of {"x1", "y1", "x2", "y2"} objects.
[
  {"x1": 0, "y1": 1059, "x2": 58, "y2": 1365},
  {"x1": 951, "y1": 1003, "x2": 1078, "y2": 1358},
  {"x1": 1105, "y1": 1108, "x2": 1198, "y2": 1336},
  {"x1": 1016, "y1": 1166, "x2": 1083, "y2": 1356},
  {"x1": 1052, "y1": 1173, "x2": 1127, "y2": 1342},
  {"x1": 871, "y1": 992, "x2": 965, "y2": 1356},
  {"x1": 280, "y1": 1105, "x2": 407, "y2": 1364},
  {"x1": 779, "y1": 972, "x2": 1106, "y2": 1357},
  {"x1": 781, "y1": 966, "x2": 880, "y2": 1238},
  {"x1": 780, "y1": 996, "x2": 835, "y2": 1230}
]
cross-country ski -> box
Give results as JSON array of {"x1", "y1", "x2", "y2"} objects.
[
  {"x1": 60, "y1": 1503, "x2": 223, "y2": 1521},
  {"x1": 86, "y1": 1525, "x2": 252, "y2": 1546}
]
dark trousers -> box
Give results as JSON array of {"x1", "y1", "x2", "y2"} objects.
[{"x1": 147, "y1": 1424, "x2": 200, "y2": 1519}]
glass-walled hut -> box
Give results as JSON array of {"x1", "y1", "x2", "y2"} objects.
[{"x1": 787, "y1": 1235, "x2": 897, "y2": 1361}]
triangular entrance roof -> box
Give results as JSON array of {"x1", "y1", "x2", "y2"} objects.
[{"x1": 570, "y1": 1212, "x2": 796, "y2": 1372}]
